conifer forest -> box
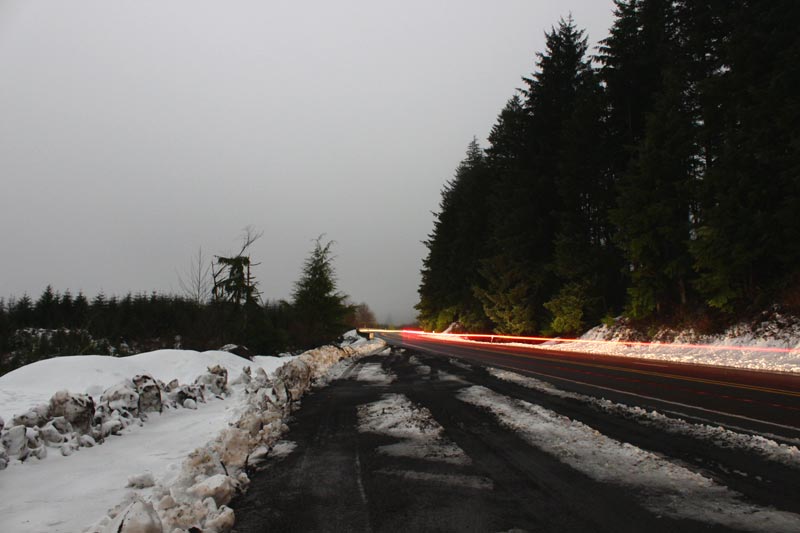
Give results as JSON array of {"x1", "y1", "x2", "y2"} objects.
[{"x1": 417, "y1": 0, "x2": 800, "y2": 334}]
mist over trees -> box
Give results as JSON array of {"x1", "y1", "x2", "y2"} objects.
[
  {"x1": 1, "y1": 235, "x2": 367, "y2": 375},
  {"x1": 417, "y1": 1, "x2": 800, "y2": 334}
]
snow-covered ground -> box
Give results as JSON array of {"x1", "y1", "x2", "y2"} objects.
[
  {"x1": 487, "y1": 367, "x2": 800, "y2": 466},
  {"x1": 0, "y1": 333, "x2": 386, "y2": 533},
  {"x1": 459, "y1": 385, "x2": 800, "y2": 532},
  {"x1": 539, "y1": 317, "x2": 800, "y2": 373}
]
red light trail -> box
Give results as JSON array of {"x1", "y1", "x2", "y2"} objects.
[{"x1": 359, "y1": 329, "x2": 800, "y2": 356}]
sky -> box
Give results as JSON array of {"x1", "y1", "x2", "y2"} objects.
[{"x1": 0, "y1": 0, "x2": 616, "y2": 325}]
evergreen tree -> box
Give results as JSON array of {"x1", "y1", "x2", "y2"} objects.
[
  {"x1": 478, "y1": 17, "x2": 594, "y2": 333},
  {"x1": 612, "y1": 69, "x2": 696, "y2": 317},
  {"x1": 34, "y1": 285, "x2": 58, "y2": 328},
  {"x1": 545, "y1": 63, "x2": 623, "y2": 333},
  {"x1": 417, "y1": 139, "x2": 492, "y2": 331},
  {"x1": 690, "y1": 1, "x2": 800, "y2": 310},
  {"x1": 290, "y1": 237, "x2": 351, "y2": 347}
]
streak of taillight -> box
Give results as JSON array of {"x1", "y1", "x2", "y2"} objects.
[{"x1": 359, "y1": 328, "x2": 799, "y2": 355}]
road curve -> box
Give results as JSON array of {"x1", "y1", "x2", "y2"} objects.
[{"x1": 378, "y1": 332, "x2": 800, "y2": 443}]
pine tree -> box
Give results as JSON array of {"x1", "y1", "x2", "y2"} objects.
[
  {"x1": 34, "y1": 285, "x2": 58, "y2": 328},
  {"x1": 478, "y1": 17, "x2": 594, "y2": 333},
  {"x1": 417, "y1": 139, "x2": 492, "y2": 331},
  {"x1": 291, "y1": 237, "x2": 351, "y2": 347}
]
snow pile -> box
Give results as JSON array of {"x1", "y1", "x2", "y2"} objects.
[
  {"x1": 539, "y1": 315, "x2": 800, "y2": 373},
  {"x1": 0, "y1": 336, "x2": 385, "y2": 533},
  {"x1": 86, "y1": 337, "x2": 386, "y2": 533},
  {"x1": 459, "y1": 385, "x2": 800, "y2": 532},
  {"x1": 488, "y1": 368, "x2": 800, "y2": 468},
  {"x1": 0, "y1": 363, "x2": 237, "y2": 468},
  {"x1": 0, "y1": 349, "x2": 293, "y2": 420}
]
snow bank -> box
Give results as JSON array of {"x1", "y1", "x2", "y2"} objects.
[
  {"x1": 540, "y1": 315, "x2": 800, "y2": 373},
  {"x1": 0, "y1": 337, "x2": 386, "y2": 533},
  {"x1": 0, "y1": 349, "x2": 293, "y2": 420}
]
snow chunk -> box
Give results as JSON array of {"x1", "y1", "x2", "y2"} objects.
[
  {"x1": 102, "y1": 498, "x2": 162, "y2": 533},
  {"x1": 188, "y1": 474, "x2": 238, "y2": 507},
  {"x1": 127, "y1": 472, "x2": 156, "y2": 489}
]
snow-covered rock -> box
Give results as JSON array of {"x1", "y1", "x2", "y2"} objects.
[
  {"x1": 2, "y1": 425, "x2": 27, "y2": 456},
  {"x1": 132, "y1": 374, "x2": 162, "y2": 413},
  {"x1": 0, "y1": 443, "x2": 8, "y2": 470},
  {"x1": 195, "y1": 365, "x2": 228, "y2": 395},
  {"x1": 100, "y1": 382, "x2": 140, "y2": 417},
  {"x1": 170, "y1": 384, "x2": 205, "y2": 407},
  {"x1": 12, "y1": 403, "x2": 50, "y2": 428},
  {"x1": 49, "y1": 390, "x2": 95, "y2": 434},
  {"x1": 39, "y1": 420, "x2": 66, "y2": 445}
]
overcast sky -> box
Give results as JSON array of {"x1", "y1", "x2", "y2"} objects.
[{"x1": 0, "y1": 0, "x2": 615, "y2": 324}]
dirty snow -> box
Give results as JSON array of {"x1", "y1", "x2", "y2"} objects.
[
  {"x1": 354, "y1": 362, "x2": 396, "y2": 384},
  {"x1": 358, "y1": 393, "x2": 469, "y2": 465},
  {"x1": 459, "y1": 385, "x2": 800, "y2": 532},
  {"x1": 488, "y1": 367, "x2": 800, "y2": 466}
]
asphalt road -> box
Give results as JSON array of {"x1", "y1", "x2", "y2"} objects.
[
  {"x1": 382, "y1": 332, "x2": 800, "y2": 443},
  {"x1": 231, "y1": 344, "x2": 800, "y2": 532}
]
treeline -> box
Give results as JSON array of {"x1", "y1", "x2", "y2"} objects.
[
  {"x1": 417, "y1": 1, "x2": 800, "y2": 334},
  {"x1": 1, "y1": 238, "x2": 376, "y2": 375}
]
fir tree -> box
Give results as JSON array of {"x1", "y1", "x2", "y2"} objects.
[
  {"x1": 417, "y1": 139, "x2": 492, "y2": 331},
  {"x1": 478, "y1": 17, "x2": 594, "y2": 333},
  {"x1": 291, "y1": 237, "x2": 351, "y2": 347}
]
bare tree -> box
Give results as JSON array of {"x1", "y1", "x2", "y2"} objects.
[{"x1": 178, "y1": 247, "x2": 213, "y2": 304}]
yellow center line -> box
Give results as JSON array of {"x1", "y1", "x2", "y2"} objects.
[{"x1": 391, "y1": 335, "x2": 800, "y2": 399}]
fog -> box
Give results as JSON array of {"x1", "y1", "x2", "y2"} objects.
[{"x1": 0, "y1": 0, "x2": 615, "y2": 324}]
